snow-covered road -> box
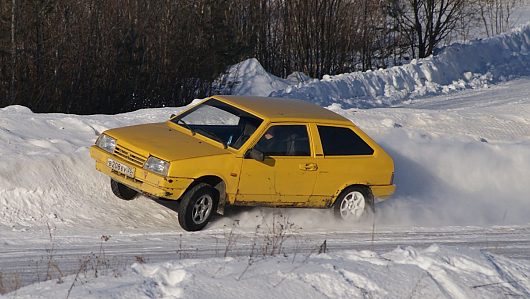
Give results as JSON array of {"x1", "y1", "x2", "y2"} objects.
[{"x1": 2, "y1": 224, "x2": 530, "y2": 294}]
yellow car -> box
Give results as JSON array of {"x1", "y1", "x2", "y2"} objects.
[{"x1": 90, "y1": 95, "x2": 395, "y2": 231}]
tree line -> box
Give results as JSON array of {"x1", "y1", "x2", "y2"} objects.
[{"x1": 0, "y1": 0, "x2": 523, "y2": 114}]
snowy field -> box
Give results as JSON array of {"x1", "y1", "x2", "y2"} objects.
[{"x1": 2, "y1": 25, "x2": 530, "y2": 298}]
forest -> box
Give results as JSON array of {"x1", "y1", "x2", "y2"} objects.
[{"x1": 0, "y1": 0, "x2": 522, "y2": 114}]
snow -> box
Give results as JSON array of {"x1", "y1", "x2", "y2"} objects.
[
  {"x1": 340, "y1": 80, "x2": 530, "y2": 226},
  {"x1": 2, "y1": 79, "x2": 529, "y2": 230},
  {"x1": 219, "y1": 25, "x2": 530, "y2": 109},
  {"x1": 212, "y1": 58, "x2": 292, "y2": 96},
  {"x1": 276, "y1": 24, "x2": 530, "y2": 107},
  {"x1": 0, "y1": 106, "x2": 185, "y2": 229},
  {"x1": 513, "y1": 0, "x2": 530, "y2": 27},
  {"x1": 8, "y1": 245, "x2": 530, "y2": 298},
  {"x1": 2, "y1": 78, "x2": 530, "y2": 297},
  {"x1": 2, "y1": 22, "x2": 530, "y2": 298}
]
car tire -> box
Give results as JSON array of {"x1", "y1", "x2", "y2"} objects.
[
  {"x1": 110, "y1": 179, "x2": 138, "y2": 200},
  {"x1": 178, "y1": 183, "x2": 218, "y2": 232},
  {"x1": 334, "y1": 186, "x2": 374, "y2": 221}
]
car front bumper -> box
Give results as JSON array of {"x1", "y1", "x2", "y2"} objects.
[{"x1": 90, "y1": 146, "x2": 193, "y2": 200}]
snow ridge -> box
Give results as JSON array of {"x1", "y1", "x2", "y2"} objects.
[
  {"x1": 212, "y1": 58, "x2": 291, "y2": 96},
  {"x1": 268, "y1": 24, "x2": 530, "y2": 108}
]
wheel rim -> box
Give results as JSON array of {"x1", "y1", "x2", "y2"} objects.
[
  {"x1": 339, "y1": 191, "x2": 366, "y2": 220},
  {"x1": 191, "y1": 194, "x2": 213, "y2": 225}
]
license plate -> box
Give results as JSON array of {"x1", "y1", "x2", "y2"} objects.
[{"x1": 107, "y1": 158, "x2": 135, "y2": 178}]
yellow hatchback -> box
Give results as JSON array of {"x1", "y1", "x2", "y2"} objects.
[{"x1": 90, "y1": 95, "x2": 395, "y2": 231}]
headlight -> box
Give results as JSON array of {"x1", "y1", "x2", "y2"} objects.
[
  {"x1": 96, "y1": 134, "x2": 116, "y2": 153},
  {"x1": 144, "y1": 156, "x2": 170, "y2": 176}
]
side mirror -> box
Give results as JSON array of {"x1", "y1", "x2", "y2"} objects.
[
  {"x1": 245, "y1": 148, "x2": 265, "y2": 162},
  {"x1": 170, "y1": 114, "x2": 176, "y2": 119}
]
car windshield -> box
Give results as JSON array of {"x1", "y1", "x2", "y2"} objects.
[{"x1": 171, "y1": 99, "x2": 263, "y2": 149}]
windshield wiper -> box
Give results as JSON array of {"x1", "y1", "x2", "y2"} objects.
[
  {"x1": 176, "y1": 119, "x2": 195, "y2": 135},
  {"x1": 194, "y1": 128, "x2": 227, "y2": 149}
]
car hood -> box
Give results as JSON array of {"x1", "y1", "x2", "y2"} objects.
[{"x1": 105, "y1": 122, "x2": 229, "y2": 161}]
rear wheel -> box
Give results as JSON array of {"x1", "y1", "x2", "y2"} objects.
[
  {"x1": 110, "y1": 179, "x2": 138, "y2": 200},
  {"x1": 178, "y1": 183, "x2": 218, "y2": 231},
  {"x1": 334, "y1": 186, "x2": 373, "y2": 221}
]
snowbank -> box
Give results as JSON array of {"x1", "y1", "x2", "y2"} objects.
[
  {"x1": 220, "y1": 25, "x2": 530, "y2": 108},
  {"x1": 273, "y1": 24, "x2": 530, "y2": 107},
  {"x1": 0, "y1": 105, "x2": 187, "y2": 229},
  {"x1": 212, "y1": 58, "x2": 313, "y2": 96},
  {"x1": 212, "y1": 58, "x2": 292, "y2": 96},
  {"x1": 9, "y1": 245, "x2": 530, "y2": 298}
]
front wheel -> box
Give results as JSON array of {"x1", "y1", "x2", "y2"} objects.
[
  {"x1": 110, "y1": 179, "x2": 138, "y2": 200},
  {"x1": 334, "y1": 186, "x2": 373, "y2": 221},
  {"x1": 177, "y1": 183, "x2": 218, "y2": 231}
]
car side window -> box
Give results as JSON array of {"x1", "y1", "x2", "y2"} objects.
[
  {"x1": 317, "y1": 125, "x2": 374, "y2": 156},
  {"x1": 254, "y1": 125, "x2": 310, "y2": 156}
]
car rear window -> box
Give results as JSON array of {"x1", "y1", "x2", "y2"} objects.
[{"x1": 317, "y1": 125, "x2": 374, "y2": 156}]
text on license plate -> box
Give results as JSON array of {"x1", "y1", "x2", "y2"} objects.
[{"x1": 107, "y1": 158, "x2": 135, "y2": 178}]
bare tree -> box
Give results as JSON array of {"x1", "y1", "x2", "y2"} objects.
[
  {"x1": 0, "y1": 0, "x2": 491, "y2": 114},
  {"x1": 475, "y1": 0, "x2": 521, "y2": 37},
  {"x1": 10, "y1": 0, "x2": 15, "y2": 103},
  {"x1": 390, "y1": 0, "x2": 470, "y2": 58}
]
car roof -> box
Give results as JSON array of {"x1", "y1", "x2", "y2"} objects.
[{"x1": 212, "y1": 95, "x2": 351, "y2": 124}]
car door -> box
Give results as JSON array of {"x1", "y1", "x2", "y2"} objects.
[
  {"x1": 235, "y1": 124, "x2": 318, "y2": 205},
  {"x1": 311, "y1": 124, "x2": 375, "y2": 202}
]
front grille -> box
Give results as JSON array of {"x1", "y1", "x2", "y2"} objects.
[{"x1": 114, "y1": 145, "x2": 147, "y2": 167}]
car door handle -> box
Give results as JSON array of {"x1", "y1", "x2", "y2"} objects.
[{"x1": 299, "y1": 163, "x2": 318, "y2": 171}]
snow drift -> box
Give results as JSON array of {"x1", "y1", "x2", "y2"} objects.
[
  {"x1": 220, "y1": 25, "x2": 530, "y2": 108},
  {"x1": 212, "y1": 58, "x2": 292, "y2": 96},
  {"x1": 0, "y1": 105, "x2": 186, "y2": 229}
]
